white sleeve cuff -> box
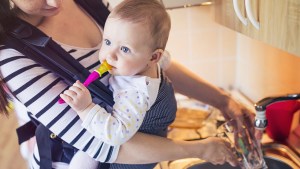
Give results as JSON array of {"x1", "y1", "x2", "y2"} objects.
[{"x1": 81, "y1": 105, "x2": 102, "y2": 128}]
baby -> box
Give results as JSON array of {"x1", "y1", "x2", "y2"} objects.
[{"x1": 60, "y1": 0, "x2": 175, "y2": 168}]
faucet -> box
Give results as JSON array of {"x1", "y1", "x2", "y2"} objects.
[{"x1": 254, "y1": 93, "x2": 300, "y2": 141}]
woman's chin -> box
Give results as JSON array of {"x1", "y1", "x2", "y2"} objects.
[{"x1": 42, "y1": 8, "x2": 61, "y2": 16}]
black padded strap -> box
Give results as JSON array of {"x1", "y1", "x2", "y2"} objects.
[
  {"x1": 16, "y1": 120, "x2": 37, "y2": 145},
  {"x1": 6, "y1": 19, "x2": 114, "y2": 106},
  {"x1": 36, "y1": 124, "x2": 52, "y2": 169}
]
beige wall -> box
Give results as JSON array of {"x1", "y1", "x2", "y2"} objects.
[
  {"x1": 166, "y1": 6, "x2": 237, "y2": 89},
  {"x1": 167, "y1": 5, "x2": 300, "y2": 102},
  {"x1": 235, "y1": 34, "x2": 300, "y2": 101}
]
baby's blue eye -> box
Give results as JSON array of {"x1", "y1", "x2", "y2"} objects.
[
  {"x1": 121, "y1": 46, "x2": 130, "y2": 53},
  {"x1": 104, "y1": 39, "x2": 111, "y2": 46}
]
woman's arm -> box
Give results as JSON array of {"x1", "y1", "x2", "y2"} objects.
[
  {"x1": 116, "y1": 133, "x2": 192, "y2": 163},
  {"x1": 165, "y1": 60, "x2": 254, "y2": 122},
  {"x1": 115, "y1": 132, "x2": 237, "y2": 166}
]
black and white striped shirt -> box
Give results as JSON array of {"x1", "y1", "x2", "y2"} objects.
[{"x1": 0, "y1": 43, "x2": 118, "y2": 169}]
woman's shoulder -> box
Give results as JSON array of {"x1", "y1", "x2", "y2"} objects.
[
  {"x1": 0, "y1": 45, "x2": 24, "y2": 58},
  {"x1": 0, "y1": 45, "x2": 38, "y2": 72}
]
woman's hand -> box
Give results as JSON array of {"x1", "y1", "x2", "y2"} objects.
[
  {"x1": 192, "y1": 137, "x2": 238, "y2": 166},
  {"x1": 222, "y1": 98, "x2": 258, "y2": 137},
  {"x1": 223, "y1": 99, "x2": 254, "y2": 128},
  {"x1": 221, "y1": 98, "x2": 266, "y2": 152},
  {"x1": 60, "y1": 80, "x2": 93, "y2": 114}
]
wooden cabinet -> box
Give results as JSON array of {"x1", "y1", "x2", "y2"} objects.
[{"x1": 214, "y1": 0, "x2": 300, "y2": 57}]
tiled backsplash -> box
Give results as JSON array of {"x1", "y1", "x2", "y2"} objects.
[{"x1": 235, "y1": 34, "x2": 300, "y2": 101}]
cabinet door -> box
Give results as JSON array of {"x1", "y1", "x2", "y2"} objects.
[
  {"x1": 215, "y1": 0, "x2": 247, "y2": 32},
  {"x1": 259, "y1": 0, "x2": 300, "y2": 57},
  {"x1": 214, "y1": 0, "x2": 300, "y2": 57}
]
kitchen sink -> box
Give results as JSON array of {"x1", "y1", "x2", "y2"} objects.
[
  {"x1": 157, "y1": 93, "x2": 300, "y2": 169},
  {"x1": 163, "y1": 143, "x2": 300, "y2": 169},
  {"x1": 184, "y1": 143, "x2": 300, "y2": 169},
  {"x1": 184, "y1": 157, "x2": 295, "y2": 169}
]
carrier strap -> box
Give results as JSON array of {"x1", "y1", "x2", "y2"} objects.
[
  {"x1": 7, "y1": 18, "x2": 114, "y2": 106},
  {"x1": 36, "y1": 124, "x2": 53, "y2": 169},
  {"x1": 16, "y1": 120, "x2": 37, "y2": 145}
]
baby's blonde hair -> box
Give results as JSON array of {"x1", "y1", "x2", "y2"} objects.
[{"x1": 109, "y1": 0, "x2": 171, "y2": 50}]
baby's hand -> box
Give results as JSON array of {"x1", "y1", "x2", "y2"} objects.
[{"x1": 60, "y1": 80, "x2": 92, "y2": 113}]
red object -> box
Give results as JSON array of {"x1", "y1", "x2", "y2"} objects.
[
  {"x1": 266, "y1": 100, "x2": 300, "y2": 141},
  {"x1": 58, "y1": 98, "x2": 65, "y2": 104},
  {"x1": 83, "y1": 71, "x2": 100, "y2": 86}
]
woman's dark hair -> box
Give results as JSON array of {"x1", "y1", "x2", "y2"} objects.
[
  {"x1": 0, "y1": 0, "x2": 17, "y2": 43},
  {"x1": 0, "y1": 0, "x2": 17, "y2": 116},
  {"x1": 0, "y1": 81, "x2": 10, "y2": 116}
]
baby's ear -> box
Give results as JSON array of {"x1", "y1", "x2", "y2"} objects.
[{"x1": 150, "y1": 49, "x2": 164, "y2": 63}]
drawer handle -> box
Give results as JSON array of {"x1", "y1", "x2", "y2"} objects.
[
  {"x1": 245, "y1": 0, "x2": 260, "y2": 29},
  {"x1": 233, "y1": 0, "x2": 248, "y2": 26}
]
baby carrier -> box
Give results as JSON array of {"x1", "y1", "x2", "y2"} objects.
[{"x1": 4, "y1": 0, "x2": 113, "y2": 168}]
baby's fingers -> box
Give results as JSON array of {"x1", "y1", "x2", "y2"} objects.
[
  {"x1": 74, "y1": 80, "x2": 86, "y2": 89},
  {"x1": 60, "y1": 93, "x2": 73, "y2": 104},
  {"x1": 63, "y1": 89, "x2": 78, "y2": 98}
]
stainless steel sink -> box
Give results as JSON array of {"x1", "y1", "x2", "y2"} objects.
[
  {"x1": 263, "y1": 143, "x2": 300, "y2": 168},
  {"x1": 184, "y1": 157, "x2": 296, "y2": 169},
  {"x1": 184, "y1": 143, "x2": 300, "y2": 169},
  {"x1": 164, "y1": 143, "x2": 300, "y2": 169}
]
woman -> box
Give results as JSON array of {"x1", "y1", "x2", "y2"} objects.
[{"x1": 0, "y1": 0, "x2": 252, "y2": 168}]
